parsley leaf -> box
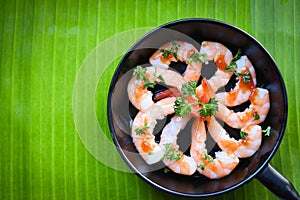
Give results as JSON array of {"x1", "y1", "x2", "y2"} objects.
[
  {"x1": 205, "y1": 154, "x2": 214, "y2": 162},
  {"x1": 133, "y1": 66, "x2": 166, "y2": 88},
  {"x1": 240, "y1": 130, "x2": 248, "y2": 139},
  {"x1": 188, "y1": 52, "x2": 207, "y2": 64},
  {"x1": 162, "y1": 143, "x2": 181, "y2": 161},
  {"x1": 133, "y1": 65, "x2": 146, "y2": 80},
  {"x1": 262, "y1": 126, "x2": 271, "y2": 136},
  {"x1": 163, "y1": 168, "x2": 170, "y2": 173},
  {"x1": 225, "y1": 49, "x2": 242, "y2": 71},
  {"x1": 181, "y1": 81, "x2": 197, "y2": 97},
  {"x1": 135, "y1": 123, "x2": 149, "y2": 135},
  {"x1": 235, "y1": 71, "x2": 251, "y2": 84},
  {"x1": 198, "y1": 163, "x2": 205, "y2": 170},
  {"x1": 160, "y1": 41, "x2": 180, "y2": 60},
  {"x1": 253, "y1": 112, "x2": 260, "y2": 120},
  {"x1": 198, "y1": 98, "x2": 219, "y2": 117},
  {"x1": 174, "y1": 96, "x2": 192, "y2": 117}
]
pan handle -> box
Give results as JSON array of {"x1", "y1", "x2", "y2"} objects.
[{"x1": 257, "y1": 164, "x2": 300, "y2": 200}]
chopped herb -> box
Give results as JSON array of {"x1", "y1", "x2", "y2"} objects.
[
  {"x1": 225, "y1": 49, "x2": 242, "y2": 71},
  {"x1": 253, "y1": 112, "x2": 260, "y2": 120},
  {"x1": 262, "y1": 126, "x2": 271, "y2": 136},
  {"x1": 198, "y1": 98, "x2": 219, "y2": 117},
  {"x1": 162, "y1": 143, "x2": 181, "y2": 161},
  {"x1": 188, "y1": 52, "x2": 207, "y2": 64},
  {"x1": 133, "y1": 66, "x2": 166, "y2": 88},
  {"x1": 135, "y1": 123, "x2": 149, "y2": 135},
  {"x1": 198, "y1": 163, "x2": 205, "y2": 170},
  {"x1": 181, "y1": 81, "x2": 197, "y2": 97},
  {"x1": 205, "y1": 154, "x2": 214, "y2": 162},
  {"x1": 174, "y1": 96, "x2": 192, "y2": 117},
  {"x1": 133, "y1": 65, "x2": 146, "y2": 80},
  {"x1": 152, "y1": 67, "x2": 165, "y2": 83},
  {"x1": 160, "y1": 49, "x2": 172, "y2": 58},
  {"x1": 157, "y1": 75, "x2": 165, "y2": 83},
  {"x1": 160, "y1": 41, "x2": 180, "y2": 60},
  {"x1": 148, "y1": 152, "x2": 153, "y2": 155},
  {"x1": 163, "y1": 168, "x2": 170, "y2": 173},
  {"x1": 235, "y1": 71, "x2": 251, "y2": 84},
  {"x1": 240, "y1": 130, "x2": 248, "y2": 139}
]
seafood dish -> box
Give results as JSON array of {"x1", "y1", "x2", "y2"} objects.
[{"x1": 127, "y1": 40, "x2": 271, "y2": 179}]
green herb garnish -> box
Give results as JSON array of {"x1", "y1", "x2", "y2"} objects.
[
  {"x1": 174, "y1": 81, "x2": 218, "y2": 118},
  {"x1": 162, "y1": 143, "x2": 181, "y2": 161},
  {"x1": 198, "y1": 98, "x2": 219, "y2": 117},
  {"x1": 133, "y1": 65, "x2": 146, "y2": 80},
  {"x1": 188, "y1": 52, "x2": 207, "y2": 65},
  {"x1": 135, "y1": 123, "x2": 149, "y2": 135},
  {"x1": 133, "y1": 65, "x2": 166, "y2": 88},
  {"x1": 225, "y1": 49, "x2": 242, "y2": 71},
  {"x1": 235, "y1": 71, "x2": 251, "y2": 84},
  {"x1": 174, "y1": 96, "x2": 218, "y2": 118},
  {"x1": 160, "y1": 41, "x2": 180, "y2": 60},
  {"x1": 253, "y1": 112, "x2": 260, "y2": 120},
  {"x1": 174, "y1": 96, "x2": 192, "y2": 117},
  {"x1": 262, "y1": 126, "x2": 271, "y2": 136},
  {"x1": 181, "y1": 81, "x2": 198, "y2": 97},
  {"x1": 198, "y1": 163, "x2": 205, "y2": 170},
  {"x1": 205, "y1": 154, "x2": 214, "y2": 162},
  {"x1": 153, "y1": 67, "x2": 165, "y2": 83},
  {"x1": 240, "y1": 130, "x2": 248, "y2": 139},
  {"x1": 163, "y1": 168, "x2": 170, "y2": 173}
]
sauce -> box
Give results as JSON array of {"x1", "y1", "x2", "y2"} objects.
[
  {"x1": 221, "y1": 140, "x2": 238, "y2": 152},
  {"x1": 226, "y1": 68, "x2": 255, "y2": 105},
  {"x1": 134, "y1": 84, "x2": 145, "y2": 104},
  {"x1": 215, "y1": 54, "x2": 227, "y2": 71},
  {"x1": 141, "y1": 140, "x2": 153, "y2": 153}
]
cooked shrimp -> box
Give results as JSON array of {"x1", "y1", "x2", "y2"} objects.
[
  {"x1": 150, "y1": 41, "x2": 204, "y2": 81},
  {"x1": 216, "y1": 88, "x2": 270, "y2": 129},
  {"x1": 131, "y1": 97, "x2": 176, "y2": 164},
  {"x1": 150, "y1": 41, "x2": 207, "y2": 100},
  {"x1": 159, "y1": 115, "x2": 197, "y2": 175},
  {"x1": 199, "y1": 41, "x2": 234, "y2": 92},
  {"x1": 190, "y1": 118, "x2": 239, "y2": 179},
  {"x1": 127, "y1": 66, "x2": 185, "y2": 112},
  {"x1": 215, "y1": 56, "x2": 257, "y2": 107},
  {"x1": 207, "y1": 116, "x2": 262, "y2": 158}
]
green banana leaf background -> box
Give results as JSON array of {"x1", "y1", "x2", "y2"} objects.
[{"x1": 0, "y1": 0, "x2": 299, "y2": 199}]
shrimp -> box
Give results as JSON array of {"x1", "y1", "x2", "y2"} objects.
[
  {"x1": 190, "y1": 118, "x2": 239, "y2": 179},
  {"x1": 159, "y1": 115, "x2": 197, "y2": 175},
  {"x1": 131, "y1": 97, "x2": 176, "y2": 164},
  {"x1": 150, "y1": 41, "x2": 202, "y2": 73},
  {"x1": 215, "y1": 56, "x2": 257, "y2": 107},
  {"x1": 199, "y1": 41, "x2": 234, "y2": 92},
  {"x1": 150, "y1": 41, "x2": 206, "y2": 100},
  {"x1": 216, "y1": 88, "x2": 270, "y2": 129},
  {"x1": 207, "y1": 116, "x2": 262, "y2": 158},
  {"x1": 127, "y1": 66, "x2": 185, "y2": 112}
]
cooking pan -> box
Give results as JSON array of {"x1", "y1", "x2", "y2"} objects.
[{"x1": 107, "y1": 18, "x2": 299, "y2": 199}]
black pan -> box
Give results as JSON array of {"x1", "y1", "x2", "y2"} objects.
[{"x1": 107, "y1": 18, "x2": 299, "y2": 199}]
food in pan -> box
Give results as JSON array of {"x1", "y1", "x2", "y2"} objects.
[{"x1": 127, "y1": 40, "x2": 271, "y2": 179}]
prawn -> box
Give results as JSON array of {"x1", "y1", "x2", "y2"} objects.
[
  {"x1": 190, "y1": 118, "x2": 239, "y2": 179},
  {"x1": 127, "y1": 66, "x2": 185, "y2": 112},
  {"x1": 207, "y1": 116, "x2": 262, "y2": 158},
  {"x1": 216, "y1": 88, "x2": 270, "y2": 129},
  {"x1": 131, "y1": 97, "x2": 176, "y2": 164},
  {"x1": 150, "y1": 41, "x2": 206, "y2": 100},
  {"x1": 215, "y1": 56, "x2": 257, "y2": 107},
  {"x1": 159, "y1": 115, "x2": 197, "y2": 175},
  {"x1": 199, "y1": 41, "x2": 234, "y2": 92}
]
